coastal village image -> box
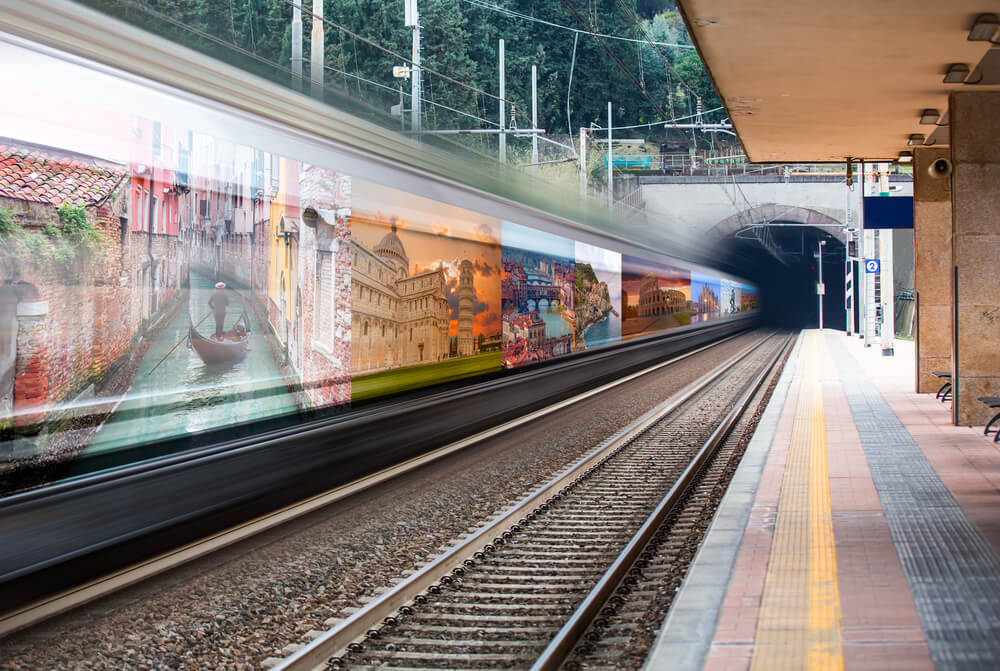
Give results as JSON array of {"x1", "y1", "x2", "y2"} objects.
[
  {"x1": 348, "y1": 181, "x2": 502, "y2": 400},
  {"x1": 573, "y1": 241, "x2": 621, "y2": 350},
  {"x1": 621, "y1": 255, "x2": 692, "y2": 339},
  {"x1": 501, "y1": 221, "x2": 575, "y2": 368}
]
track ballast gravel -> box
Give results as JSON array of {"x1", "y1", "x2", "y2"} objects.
[{"x1": 0, "y1": 332, "x2": 763, "y2": 671}]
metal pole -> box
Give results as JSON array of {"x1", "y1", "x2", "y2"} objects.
[
  {"x1": 531, "y1": 65, "x2": 539, "y2": 178},
  {"x1": 880, "y1": 227, "x2": 895, "y2": 356},
  {"x1": 499, "y1": 39, "x2": 505, "y2": 164},
  {"x1": 411, "y1": 1, "x2": 422, "y2": 135},
  {"x1": 607, "y1": 101, "x2": 613, "y2": 210},
  {"x1": 291, "y1": 1, "x2": 302, "y2": 91},
  {"x1": 309, "y1": 0, "x2": 324, "y2": 98},
  {"x1": 579, "y1": 127, "x2": 587, "y2": 198},
  {"x1": 844, "y1": 168, "x2": 853, "y2": 335},
  {"x1": 818, "y1": 239, "x2": 825, "y2": 329}
]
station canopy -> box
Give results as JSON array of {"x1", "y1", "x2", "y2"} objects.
[{"x1": 675, "y1": 1, "x2": 1000, "y2": 162}]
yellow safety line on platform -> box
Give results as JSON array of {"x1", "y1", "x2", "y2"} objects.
[{"x1": 750, "y1": 332, "x2": 843, "y2": 671}]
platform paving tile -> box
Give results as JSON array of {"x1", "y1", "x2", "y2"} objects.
[
  {"x1": 643, "y1": 334, "x2": 804, "y2": 671},
  {"x1": 830, "y1": 333, "x2": 1000, "y2": 670}
]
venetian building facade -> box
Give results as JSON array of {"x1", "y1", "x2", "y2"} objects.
[
  {"x1": 351, "y1": 216, "x2": 450, "y2": 373},
  {"x1": 637, "y1": 272, "x2": 687, "y2": 316},
  {"x1": 457, "y1": 260, "x2": 475, "y2": 356}
]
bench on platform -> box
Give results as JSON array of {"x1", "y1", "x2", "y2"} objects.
[
  {"x1": 933, "y1": 371, "x2": 952, "y2": 402},
  {"x1": 978, "y1": 396, "x2": 1000, "y2": 442}
]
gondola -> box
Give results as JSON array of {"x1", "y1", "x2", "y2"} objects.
[{"x1": 188, "y1": 311, "x2": 251, "y2": 365}]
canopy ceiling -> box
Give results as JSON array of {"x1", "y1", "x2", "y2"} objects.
[{"x1": 675, "y1": 1, "x2": 1000, "y2": 161}]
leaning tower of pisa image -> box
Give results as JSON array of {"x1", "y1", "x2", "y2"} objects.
[{"x1": 458, "y1": 260, "x2": 475, "y2": 356}]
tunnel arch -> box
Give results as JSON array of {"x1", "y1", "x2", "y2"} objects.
[
  {"x1": 707, "y1": 204, "x2": 848, "y2": 330},
  {"x1": 707, "y1": 204, "x2": 846, "y2": 246}
]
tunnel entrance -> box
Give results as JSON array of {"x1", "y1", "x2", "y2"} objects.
[{"x1": 716, "y1": 223, "x2": 847, "y2": 330}]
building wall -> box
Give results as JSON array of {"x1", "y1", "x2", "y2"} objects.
[{"x1": 298, "y1": 166, "x2": 351, "y2": 409}]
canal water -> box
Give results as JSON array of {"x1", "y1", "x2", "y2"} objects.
[{"x1": 84, "y1": 272, "x2": 297, "y2": 456}]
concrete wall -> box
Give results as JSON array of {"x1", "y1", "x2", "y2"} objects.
[
  {"x1": 949, "y1": 92, "x2": 1000, "y2": 425},
  {"x1": 913, "y1": 147, "x2": 953, "y2": 394}
]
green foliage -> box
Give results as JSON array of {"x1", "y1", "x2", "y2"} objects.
[
  {"x1": 80, "y1": 0, "x2": 729, "y2": 157},
  {"x1": 57, "y1": 203, "x2": 97, "y2": 245},
  {"x1": 0, "y1": 204, "x2": 104, "y2": 277},
  {"x1": 0, "y1": 208, "x2": 15, "y2": 237}
]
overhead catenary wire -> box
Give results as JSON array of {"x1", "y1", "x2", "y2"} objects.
[
  {"x1": 459, "y1": 0, "x2": 696, "y2": 49},
  {"x1": 590, "y1": 106, "x2": 725, "y2": 131},
  {"x1": 280, "y1": 0, "x2": 534, "y2": 126}
]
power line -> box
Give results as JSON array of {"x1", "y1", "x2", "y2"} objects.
[
  {"x1": 612, "y1": 0, "x2": 699, "y2": 97},
  {"x1": 459, "y1": 0, "x2": 696, "y2": 49},
  {"x1": 305, "y1": 57, "x2": 500, "y2": 128},
  {"x1": 280, "y1": 0, "x2": 533, "y2": 125},
  {"x1": 556, "y1": 0, "x2": 675, "y2": 127}
]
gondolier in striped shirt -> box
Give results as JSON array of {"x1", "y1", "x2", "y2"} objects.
[{"x1": 208, "y1": 282, "x2": 230, "y2": 339}]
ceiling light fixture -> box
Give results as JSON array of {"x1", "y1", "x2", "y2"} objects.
[
  {"x1": 968, "y1": 13, "x2": 999, "y2": 42},
  {"x1": 920, "y1": 108, "x2": 940, "y2": 125},
  {"x1": 908, "y1": 134, "x2": 926, "y2": 146},
  {"x1": 897, "y1": 151, "x2": 913, "y2": 163},
  {"x1": 943, "y1": 63, "x2": 970, "y2": 83}
]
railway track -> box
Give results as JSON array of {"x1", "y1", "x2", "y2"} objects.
[
  {"x1": 0, "y1": 330, "x2": 751, "y2": 643},
  {"x1": 275, "y1": 332, "x2": 791, "y2": 671}
]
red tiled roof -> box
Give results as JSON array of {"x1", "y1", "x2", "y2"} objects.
[{"x1": 0, "y1": 143, "x2": 127, "y2": 207}]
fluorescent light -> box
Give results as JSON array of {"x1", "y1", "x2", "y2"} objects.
[
  {"x1": 920, "y1": 109, "x2": 940, "y2": 125},
  {"x1": 969, "y1": 14, "x2": 999, "y2": 42},
  {"x1": 897, "y1": 151, "x2": 913, "y2": 163},
  {"x1": 908, "y1": 134, "x2": 926, "y2": 146},
  {"x1": 944, "y1": 63, "x2": 970, "y2": 83}
]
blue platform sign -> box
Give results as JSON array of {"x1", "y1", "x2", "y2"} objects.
[
  {"x1": 865, "y1": 259, "x2": 880, "y2": 274},
  {"x1": 863, "y1": 196, "x2": 914, "y2": 229}
]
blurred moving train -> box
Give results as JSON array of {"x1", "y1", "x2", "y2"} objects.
[{"x1": 0, "y1": 1, "x2": 759, "y2": 607}]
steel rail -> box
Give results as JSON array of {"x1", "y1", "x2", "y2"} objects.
[
  {"x1": 273, "y1": 332, "x2": 777, "y2": 671},
  {"x1": 0, "y1": 331, "x2": 748, "y2": 638},
  {"x1": 530, "y1": 334, "x2": 792, "y2": 670}
]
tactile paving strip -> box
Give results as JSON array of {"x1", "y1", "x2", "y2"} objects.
[
  {"x1": 830, "y1": 334, "x2": 1000, "y2": 670},
  {"x1": 751, "y1": 332, "x2": 843, "y2": 671}
]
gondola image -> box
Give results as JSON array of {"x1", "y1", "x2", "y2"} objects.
[{"x1": 188, "y1": 311, "x2": 251, "y2": 366}]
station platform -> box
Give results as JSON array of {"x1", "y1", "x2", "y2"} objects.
[{"x1": 647, "y1": 330, "x2": 1000, "y2": 671}]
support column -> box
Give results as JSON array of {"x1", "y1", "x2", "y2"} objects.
[
  {"x1": 949, "y1": 91, "x2": 1000, "y2": 426},
  {"x1": 913, "y1": 146, "x2": 952, "y2": 393}
]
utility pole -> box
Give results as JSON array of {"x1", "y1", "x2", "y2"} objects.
[
  {"x1": 291, "y1": 1, "x2": 303, "y2": 91},
  {"x1": 607, "y1": 101, "x2": 613, "y2": 209},
  {"x1": 531, "y1": 65, "x2": 538, "y2": 177},
  {"x1": 405, "y1": 0, "x2": 421, "y2": 134},
  {"x1": 498, "y1": 39, "x2": 506, "y2": 164},
  {"x1": 579, "y1": 127, "x2": 587, "y2": 198},
  {"x1": 309, "y1": 0, "x2": 324, "y2": 98}
]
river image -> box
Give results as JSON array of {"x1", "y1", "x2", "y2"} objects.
[
  {"x1": 83, "y1": 272, "x2": 298, "y2": 457},
  {"x1": 537, "y1": 304, "x2": 573, "y2": 338}
]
